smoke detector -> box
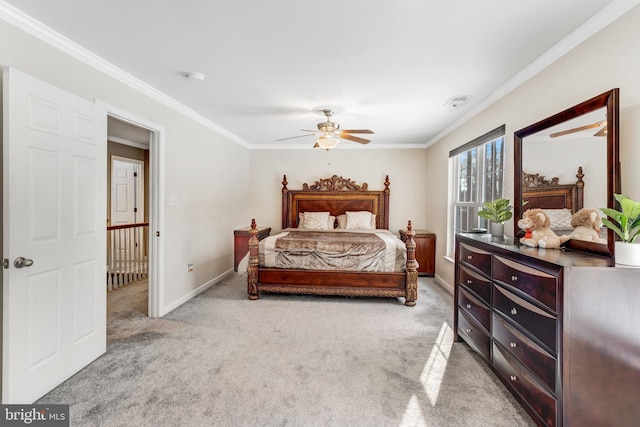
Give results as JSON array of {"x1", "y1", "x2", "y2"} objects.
[
  {"x1": 185, "y1": 72, "x2": 206, "y2": 82},
  {"x1": 445, "y1": 95, "x2": 471, "y2": 111}
]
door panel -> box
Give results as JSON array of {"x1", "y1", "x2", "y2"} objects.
[{"x1": 2, "y1": 67, "x2": 107, "y2": 403}]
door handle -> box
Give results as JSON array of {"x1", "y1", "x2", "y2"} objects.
[{"x1": 14, "y1": 257, "x2": 34, "y2": 269}]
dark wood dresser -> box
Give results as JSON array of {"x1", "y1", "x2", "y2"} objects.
[
  {"x1": 400, "y1": 228, "x2": 436, "y2": 276},
  {"x1": 454, "y1": 233, "x2": 640, "y2": 427},
  {"x1": 234, "y1": 226, "x2": 270, "y2": 272}
]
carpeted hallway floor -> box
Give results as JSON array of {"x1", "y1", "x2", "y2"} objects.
[{"x1": 38, "y1": 275, "x2": 535, "y2": 427}]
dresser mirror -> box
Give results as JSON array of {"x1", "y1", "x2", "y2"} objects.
[{"x1": 514, "y1": 89, "x2": 620, "y2": 257}]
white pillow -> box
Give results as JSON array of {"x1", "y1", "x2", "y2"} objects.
[
  {"x1": 345, "y1": 211, "x2": 374, "y2": 230},
  {"x1": 301, "y1": 211, "x2": 330, "y2": 230},
  {"x1": 543, "y1": 208, "x2": 572, "y2": 228}
]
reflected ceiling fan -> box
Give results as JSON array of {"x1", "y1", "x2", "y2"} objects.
[
  {"x1": 550, "y1": 120, "x2": 607, "y2": 138},
  {"x1": 277, "y1": 109, "x2": 374, "y2": 149}
]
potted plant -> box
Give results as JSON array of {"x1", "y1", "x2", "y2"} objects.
[
  {"x1": 601, "y1": 194, "x2": 640, "y2": 266},
  {"x1": 478, "y1": 198, "x2": 513, "y2": 236}
]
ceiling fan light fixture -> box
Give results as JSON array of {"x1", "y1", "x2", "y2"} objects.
[{"x1": 315, "y1": 136, "x2": 340, "y2": 150}]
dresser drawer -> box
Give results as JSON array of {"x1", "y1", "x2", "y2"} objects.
[
  {"x1": 458, "y1": 243, "x2": 492, "y2": 276},
  {"x1": 458, "y1": 308, "x2": 491, "y2": 361},
  {"x1": 493, "y1": 342, "x2": 557, "y2": 427},
  {"x1": 492, "y1": 313, "x2": 556, "y2": 392},
  {"x1": 493, "y1": 284, "x2": 557, "y2": 353},
  {"x1": 458, "y1": 287, "x2": 490, "y2": 332},
  {"x1": 493, "y1": 255, "x2": 558, "y2": 313},
  {"x1": 459, "y1": 264, "x2": 491, "y2": 304}
]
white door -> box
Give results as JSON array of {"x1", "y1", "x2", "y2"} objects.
[
  {"x1": 2, "y1": 68, "x2": 107, "y2": 403},
  {"x1": 110, "y1": 156, "x2": 144, "y2": 268},
  {"x1": 111, "y1": 156, "x2": 144, "y2": 226}
]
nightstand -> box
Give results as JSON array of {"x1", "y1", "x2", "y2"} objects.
[
  {"x1": 399, "y1": 229, "x2": 436, "y2": 276},
  {"x1": 233, "y1": 226, "x2": 271, "y2": 272}
]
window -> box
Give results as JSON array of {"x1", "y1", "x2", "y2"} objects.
[{"x1": 448, "y1": 126, "x2": 506, "y2": 253}]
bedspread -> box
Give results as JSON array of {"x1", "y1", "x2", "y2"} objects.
[{"x1": 259, "y1": 229, "x2": 406, "y2": 272}]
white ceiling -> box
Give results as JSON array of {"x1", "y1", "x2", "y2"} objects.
[{"x1": 3, "y1": 0, "x2": 633, "y2": 149}]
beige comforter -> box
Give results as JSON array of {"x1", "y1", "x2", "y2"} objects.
[{"x1": 259, "y1": 229, "x2": 406, "y2": 272}]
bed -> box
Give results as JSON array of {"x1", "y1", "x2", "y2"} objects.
[
  {"x1": 246, "y1": 175, "x2": 419, "y2": 306},
  {"x1": 521, "y1": 166, "x2": 584, "y2": 233}
]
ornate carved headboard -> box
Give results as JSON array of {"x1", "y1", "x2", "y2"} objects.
[
  {"x1": 522, "y1": 166, "x2": 584, "y2": 213},
  {"x1": 281, "y1": 175, "x2": 390, "y2": 229}
]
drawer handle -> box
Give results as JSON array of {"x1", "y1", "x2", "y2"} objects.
[
  {"x1": 511, "y1": 275, "x2": 518, "y2": 282},
  {"x1": 467, "y1": 255, "x2": 473, "y2": 260},
  {"x1": 510, "y1": 375, "x2": 518, "y2": 382},
  {"x1": 465, "y1": 328, "x2": 472, "y2": 334},
  {"x1": 511, "y1": 307, "x2": 518, "y2": 315},
  {"x1": 510, "y1": 342, "x2": 517, "y2": 348},
  {"x1": 467, "y1": 279, "x2": 472, "y2": 284},
  {"x1": 466, "y1": 303, "x2": 472, "y2": 309}
]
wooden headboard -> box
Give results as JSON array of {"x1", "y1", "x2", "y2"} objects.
[
  {"x1": 281, "y1": 175, "x2": 390, "y2": 229},
  {"x1": 522, "y1": 166, "x2": 584, "y2": 213}
]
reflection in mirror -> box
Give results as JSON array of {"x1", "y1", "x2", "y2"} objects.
[
  {"x1": 514, "y1": 89, "x2": 619, "y2": 257},
  {"x1": 522, "y1": 107, "x2": 607, "y2": 240}
]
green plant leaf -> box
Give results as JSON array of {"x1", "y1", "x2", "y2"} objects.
[
  {"x1": 602, "y1": 194, "x2": 640, "y2": 242},
  {"x1": 601, "y1": 217, "x2": 625, "y2": 241},
  {"x1": 477, "y1": 198, "x2": 512, "y2": 224}
]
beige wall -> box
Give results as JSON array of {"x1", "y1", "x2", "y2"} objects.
[
  {"x1": 248, "y1": 148, "x2": 430, "y2": 234},
  {"x1": 426, "y1": 4, "x2": 640, "y2": 291},
  {"x1": 0, "y1": 19, "x2": 251, "y2": 313}
]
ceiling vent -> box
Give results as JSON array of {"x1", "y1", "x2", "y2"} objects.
[{"x1": 445, "y1": 95, "x2": 471, "y2": 111}]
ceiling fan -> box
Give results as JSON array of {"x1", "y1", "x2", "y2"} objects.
[
  {"x1": 277, "y1": 109, "x2": 374, "y2": 149},
  {"x1": 550, "y1": 120, "x2": 607, "y2": 138}
]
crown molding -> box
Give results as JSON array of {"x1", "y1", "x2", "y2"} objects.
[
  {"x1": 425, "y1": 0, "x2": 640, "y2": 148},
  {"x1": 0, "y1": 0, "x2": 251, "y2": 149}
]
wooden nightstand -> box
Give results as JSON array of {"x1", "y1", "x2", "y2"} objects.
[
  {"x1": 233, "y1": 226, "x2": 271, "y2": 272},
  {"x1": 399, "y1": 229, "x2": 436, "y2": 276}
]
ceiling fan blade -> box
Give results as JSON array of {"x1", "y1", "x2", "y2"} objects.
[
  {"x1": 276, "y1": 134, "x2": 315, "y2": 141},
  {"x1": 340, "y1": 134, "x2": 370, "y2": 144},
  {"x1": 550, "y1": 121, "x2": 606, "y2": 138},
  {"x1": 301, "y1": 129, "x2": 320, "y2": 133},
  {"x1": 313, "y1": 142, "x2": 320, "y2": 148},
  {"x1": 340, "y1": 129, "x2": 374, "y2": 134}
]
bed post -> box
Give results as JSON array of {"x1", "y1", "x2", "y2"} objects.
[
  {"x1": 383, "y1": 175, "x2": 390, "y2": 230},
  {"x1": 281, "y1": 175, "x2": 289, "y2": 229},
  {"x1": 247, "y1": 219, "x2": 260, "y2": 300},
  {"x1": 404, "y1": 220, "x2": 418, "y2": 307},
  {"x1": 575, "y1": 166, "x2": 584, "y2": 210}
]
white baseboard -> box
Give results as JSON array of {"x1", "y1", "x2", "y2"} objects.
[
  {"x1": 433, "y1": 274, "x2": 454, "y2": 295},
  {"x1": 159, "y1": 269, "x2": 234, "y2": 316}
]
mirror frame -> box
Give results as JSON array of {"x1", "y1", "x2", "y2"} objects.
[{"x1": 514, "y1": 88, "x2": 620, "y2": 257}]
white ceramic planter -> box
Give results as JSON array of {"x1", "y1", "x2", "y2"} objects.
[
  {"x1": 615, "y1": 241, "x2": 640, "y2": 267},
  {"x1": 490, "y1": 223, "x2": 504, "y2": 236}
]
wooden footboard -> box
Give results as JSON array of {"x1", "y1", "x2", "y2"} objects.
[{"x1": 247, "y1": 219, "x2": 419, "y2": 306}]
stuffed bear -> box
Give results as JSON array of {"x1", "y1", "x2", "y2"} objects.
[
  {"x1": 518, "y1": 208, "x2": 568, "y2": 249},
  {"x1": 566, "y1": 208, "x2": 607, "y2": 244}
]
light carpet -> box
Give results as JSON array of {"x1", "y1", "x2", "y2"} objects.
[{"x1": 39, "y1": 275, "x2": 535, "y2": 427}]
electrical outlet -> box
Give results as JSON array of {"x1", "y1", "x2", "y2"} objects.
[{"x1": 187, "y1": 263, "x2": 194, "y2": 273}]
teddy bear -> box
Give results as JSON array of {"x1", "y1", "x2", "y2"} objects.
[
  {"x1": 566, "y1": 208, "x2": 607, "y2": 244},
  {"x1": 518, "y1": 208, "x2": 568, "y2": 249}
]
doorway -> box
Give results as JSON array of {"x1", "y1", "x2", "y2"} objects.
[
  {"x1": 101, "y1": 103, "x2": 164, "y2": 319},
  {"x1": 106, "y1": 137, "x2": 149, "y2": 318}
]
